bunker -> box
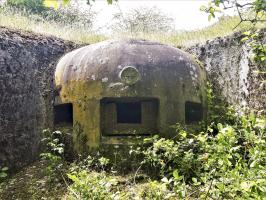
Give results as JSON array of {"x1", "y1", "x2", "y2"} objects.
[{"x1": 54, "y1": 39, "x2": 206, "y2": 152}]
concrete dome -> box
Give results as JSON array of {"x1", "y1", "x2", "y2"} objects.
[{"x1": 55, "y1": 39, "x2": 206, "y2": 150}]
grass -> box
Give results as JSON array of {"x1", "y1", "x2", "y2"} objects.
[
  {"x1": 0, "y1": 7, "x2": 265, "y2": 46},
  {"x1": 114, "y1": 15, "x2": 265, "y2": 47},
  {"x1": 0, "y1": 160, "x2": 162, "y2": 200},
  {"x1": 0, "y1": 7, "x2": 107, "y2": 44},
  {"x1": 0, "y1": 161, "x2": 66, "y2": 200}
]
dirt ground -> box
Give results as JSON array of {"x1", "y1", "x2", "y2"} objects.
[{"x1": 0, "y1": 161, "x2": 67, "y2": 200}]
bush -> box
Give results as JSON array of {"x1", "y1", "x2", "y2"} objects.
[
  {"x1": 67, "y1": 171, "x2": 120, "y2": 200},
  {"x1": 2, "y1": 1, "x2": 96, "y2": 30},
  {"x1": 40, "y1": 129, "x2": 66, "y2": 181},
  {"x1": 70, "y1": 154, "x2": 111, "y2": 173},
  {"x1": 41, "y1": 6, "x2": 96, "y2": 29},
  {"x1": 139, "y1": 180, "x2": 177, "y2": 200},
  {"x1": 111, "y1": 6, "x2": 174, "y2": 35},
  {"x1": 135, "y1": 111, "x2": 266, "y2": 199},
  {"x1": 6, "y1": 0, "x2": 46, "y2": 13},
  {"x1": 65, "y1": 106, "x2": 265, "y2": 199}
]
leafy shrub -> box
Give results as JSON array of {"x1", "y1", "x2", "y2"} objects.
[
  {"x1": 67, "y1": 171, "x2": 120, "y2": 200},
  {"x1": 70, "y1": 154, "x2": 111, "y2": 174},
  {"x1": 136, "y1": 134, "x2": 200, "y2": 180},
  {"x1": 241, "y1": 30, "x2": 266, "y2": 83},
  {"x1": 42, "y1": 6, "x2": 96, "y2": 29},
  {"x1": 111, "y1": 6, "x2": 174, "y2": 35},
  {"x1": 139, "y1": 180, "x2": 177, "y2": 200},
  {"x1": 6, "y1": 0, "x2": 46, "y2": 13},
  {"x1": 64, "y1": 107, "x2": 265, "y2": 199},
  {"x1": 136, "y1": 111, "x2": 266, "y2": 199},
  {"x1": 64, "y1": 81, "x2": 265, "y2": 199},
  {"x1": 2, "y1": 1, "x2": 96, "y2": 31},
  {"x1": 197, "y1": 116, "x2": 266, "y2": 199},
  {"x1": 40, "y1": 129, "x2": 66, "y2": 180}
]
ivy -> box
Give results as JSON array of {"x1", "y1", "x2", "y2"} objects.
[{"x1": 202, "y1": 0, "x2": 266, "y2": 83}]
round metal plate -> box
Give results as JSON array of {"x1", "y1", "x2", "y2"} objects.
[{"x1": 119, "y1": 66, "x2": 140, "y2": 85}]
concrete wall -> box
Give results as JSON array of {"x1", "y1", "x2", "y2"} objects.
[
  {"x1": 187, "y1": 30, "x2": 265, "y2": 113},
  {"x1": 0, "y1": 27, "x2": 76, "y2": 170}
]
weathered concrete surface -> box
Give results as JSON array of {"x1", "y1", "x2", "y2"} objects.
[
  {"x1": 187, "y1": 29, "x2": 266, "y2": 113},
  {"x1": 55, "y1": 39, "x2": 207, "y2": 151},
  {"x1": 0, "y1": 26, "x2": 77, "y2": 170}
]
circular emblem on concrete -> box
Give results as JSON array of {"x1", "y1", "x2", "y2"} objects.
[{"x1": 119, "y1": 66, "x2": 140, "y2": 85}]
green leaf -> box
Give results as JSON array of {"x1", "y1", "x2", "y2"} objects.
[
  {"x1": 250, "y1": 160, "x2": 257, "y2": 168},
  {"x1": 67, "y1": 173, "x2": 78, "y2": 182},
  {"x1": 173, "y1": 170, "x2": 183, "y2": 181},
  {"x1": 0, "y1": 173, "x2": 7, "y2": 178},
  {"x1": 63, "y1": 0, "x2": 70, "y2": 6},
  {"x1": 241, "y1": 181, "x2": 253, "y2": 191},
  {"x1": 250, "y1": 33, "x2": 258, "y2": 38},
  {"x1": 173, "y1": 170, "x2": 179, "y2": 179},
  {"x1": 241, "y1": 37, "x2": 249, "y2": 42},
  {"x1": 1, "y1": 167, "x2": 8, "y2": 171},
  {"x1": 243, "y1": 31, "x2": 251, "y2": 36},
  {"x1": 43, "y1": 0, "x2": 59, "y2": 9},
  {"x1": 216, "y1": 182, "x2": 225, "y2": 190},
  {"x1": 180, "y1": 131, "x2": 187, "y2": 138},
  {"x1": 214, "y1": 0, "x2": 220, "y2": 6}
]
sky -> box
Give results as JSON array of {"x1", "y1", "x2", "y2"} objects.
[{"x1": 75, "y1": 0, "x2": 238, "y2": 33}]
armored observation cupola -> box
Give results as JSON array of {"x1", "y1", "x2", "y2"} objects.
[{"x1": 54, "y1": 39, "x2": 206, "y2": 151}]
